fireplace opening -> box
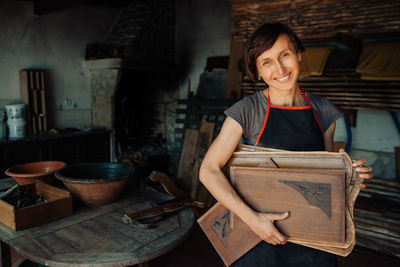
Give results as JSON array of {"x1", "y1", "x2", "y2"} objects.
[{"x1": 114, "y1": 67, "x2": 178, "y2": 175}]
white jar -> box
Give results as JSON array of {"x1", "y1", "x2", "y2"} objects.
[
  {"x1": 5, "y1": 103, "x2": 26, "y2": 122},
  {"x1": 7, "y1": 120, "x2": 26, "y2": 139}
]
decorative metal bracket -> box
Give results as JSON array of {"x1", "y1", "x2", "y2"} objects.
[
  {"x1": 211, "y1": 210, "x2": 231, "y2": 248},
  {"x1": 279, "y1": 180, "x2": 331, "y2": 217}
]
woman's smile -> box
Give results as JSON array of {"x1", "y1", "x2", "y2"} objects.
[{"x1": 256, "y1": 34, "x2": 301, "y2": 93}]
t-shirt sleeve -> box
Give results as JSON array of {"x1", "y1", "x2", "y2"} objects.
[
  {"x1": 224, "y1": 96, "x2": 256, "y2": 138},
  {"x1": 309, "y1": 93, "x2": 343, "y2": 132}
]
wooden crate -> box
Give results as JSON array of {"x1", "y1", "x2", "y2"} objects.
[{"x1": 0, "y1": 180, "x2": 73, "y2": 230}]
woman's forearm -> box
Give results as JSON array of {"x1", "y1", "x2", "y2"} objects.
[{"x1": 199, "y1": 162, "x2": 257, "y2": 223}]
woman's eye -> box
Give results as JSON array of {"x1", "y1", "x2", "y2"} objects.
[
  {"x1": 263, "y1": 61, "x2": 270, "y2": 65},
  {"x1": 282, "y1": 53, "x2": 289, "y2": 57}
]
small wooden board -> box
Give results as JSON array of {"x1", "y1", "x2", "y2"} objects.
[
  {"x1": 230, "y1": 167, "x2": 346, "y2": 245},
  {"x1": 197, "y1": 202, "x2": 260, "y2": 266}
]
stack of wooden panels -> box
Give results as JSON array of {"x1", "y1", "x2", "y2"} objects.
[
  {"x1": 241, "y1": 69, "x2": 400, "y2": 112},
  {"x1": 20, "y1": 70, "x2": 48, "y2": 135},
  {"x1": 176, "y1": 119, "x2": 217, "y2": 209},
  {"x1": 354, "y1": 178, "x2": 400, "y2": 258},
  {"x1": 175, "y1": 97, "x2": 235, "y2": 141},
  {"x1": 198, "y1": 145, "x2": 363, "y2": 266}
]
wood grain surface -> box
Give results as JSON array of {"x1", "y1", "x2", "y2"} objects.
[
  {"x1": 0, "y1": 188, "x2": 194, "y2": 267},
  {"x1": 230, "y1": 167, "x2": 346, "y2": 245}
]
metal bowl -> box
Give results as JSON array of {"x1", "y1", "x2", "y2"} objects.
[{"x1": 55, "y1": 162, "x2": 135, "y2": 206}]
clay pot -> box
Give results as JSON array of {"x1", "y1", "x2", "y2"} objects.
[
  {"x1": 55, "y1": 162, "x2": 135, "y2": 206},
  {"x1": 5, "y1": 161, "x2": 67, "y2": 185}
]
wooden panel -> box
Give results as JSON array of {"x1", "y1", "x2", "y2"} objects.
[
  {"x1": 36, "y1": 180, "x2": 71, "y2": 201},
  {"x1": 177, "y1": 129, "x2": 199, "y2": 190},
  {"x1": 241, "y1": 75, "x2": 400, "y2": 112},
  {"x1": 191, "y1": 120, "x2": 215, "y2": 205},
  {"x1": 230, "y1": 167, "x2": 346, "y2": 245},
  {"x1": 0, "y1": 197, "x2": 16, "y2": 229},
  {"x1": 225, "y1": 39, "x2": 244, "y2": 99},
  {"x1": 228, "y1": 151, "x2": 353, "y2": 186},
  {"x1": 197, "y1": 203, "x2": 260, "y2": 266}
]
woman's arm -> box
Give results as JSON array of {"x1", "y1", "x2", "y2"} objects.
[
  {"x1": 199, "y1": 117, "x2": 289, "y2": 245},
  {"x1": 325, "y1": 122, "x2": 373, "y2": 188},
  {"x1": 323, "y1": 122, "x2": 336, "y2": 152}
]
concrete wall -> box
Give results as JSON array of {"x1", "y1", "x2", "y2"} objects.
[
  {"x1": 175, "y1": 0, "x2": 232, "y2": 97},
  {"x1": 0, "y1": 1, "x2": 121, "y2": 128}
]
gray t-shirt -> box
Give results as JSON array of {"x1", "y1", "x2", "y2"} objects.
[{"x1": 224, "y1": 90, "x2": 343, "y2": 145}]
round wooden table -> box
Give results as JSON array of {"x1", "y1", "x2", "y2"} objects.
[{"x1": 0, "y1": 187, "x2": 195, "y2": 267}]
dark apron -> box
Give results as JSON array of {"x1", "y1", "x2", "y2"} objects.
[{"x1": 230, "y1": 88, "x2": 336, "y2": 267}]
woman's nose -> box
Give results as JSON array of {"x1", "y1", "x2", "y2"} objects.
[{"x1": 276, "y1": 61, "x2": 285, "y2": 74}]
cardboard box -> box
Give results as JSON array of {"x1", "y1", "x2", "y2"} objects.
[{"x1": 0, "y1": 180, "x2": 73, "y2": 230}]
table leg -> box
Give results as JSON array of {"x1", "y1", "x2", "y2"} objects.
[{"x1": 1, "y1": 241, "x2": 11, "y2": 267}]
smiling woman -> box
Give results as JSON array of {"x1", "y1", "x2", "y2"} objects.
[
  {"x1": 255, "y1": 34, "x2": 302, "y2": 104},
  {"x1": 199, "y1": 22, "x2": 373, "y2": 267}
]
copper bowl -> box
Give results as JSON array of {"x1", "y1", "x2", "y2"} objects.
[
  {"x1": 5, "y1": 161, "x2": 67, "y2": 185},
  {"x1": 55, "y1": 162, "x2": 135, "y2": 206}
]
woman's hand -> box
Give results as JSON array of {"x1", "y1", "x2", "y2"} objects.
[
  {"x1": 339, "y1": 149, "x2": 373, "y2": 188},
  {"x1": 247, "y1": 212, "x2": 290, "y2": 245},
  {"x1": 352, "y1": 158, "x2": 374, "y2": 188}
]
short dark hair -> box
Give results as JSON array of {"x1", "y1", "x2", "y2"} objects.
[{"x1": 242, "y1": 22, "x2": 304, "y2": 82}]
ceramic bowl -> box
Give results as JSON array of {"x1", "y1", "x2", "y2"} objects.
[
  {"x1": 55, "y1": 162, "x2": 135, "y2": 206},
  {"x1": 5, "y1": 161, "x2": 67, "y2": 185}
]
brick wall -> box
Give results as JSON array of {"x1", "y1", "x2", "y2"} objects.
[{"x1": 104, "y1": 0, "x2": 175, "y2": 61}]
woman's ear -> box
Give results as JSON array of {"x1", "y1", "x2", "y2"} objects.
[{"x1": 297, "y1": 52, "x2": 302, "y2": 62}]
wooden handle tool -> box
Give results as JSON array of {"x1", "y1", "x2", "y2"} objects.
[{"x1": 122, "y1": 199, "x2": 204, "y2": 228}]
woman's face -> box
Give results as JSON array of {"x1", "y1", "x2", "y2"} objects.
[{"x1": 256, "y1": 34, "x2": 301, "y2": 93}]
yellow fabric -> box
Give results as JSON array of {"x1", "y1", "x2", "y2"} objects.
[
  {"x1": 299, "y1": 46, "x2": 334, "y2": 77},
  {"x1": 356, "y1": 41, "x2": 400, "y2": 81}
]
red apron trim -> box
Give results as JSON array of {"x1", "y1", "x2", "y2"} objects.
[
  {"x1": 255, "y1": 88, "x2": 324, "y2": 146},
  {"x1": 301, "y1": 88, "x2": 324, "y2": 135},
  {"x1": 255, "y1": 99, "x2": 270, "y2": 146}
]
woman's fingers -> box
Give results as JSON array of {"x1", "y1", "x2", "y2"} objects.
[
  {"x1": 350, "y1": 157, "x2": 374, "y2": 189},
  {"x1": 356, "y1": 166, "x2": 374, "y2": 179},
  {"x1": 252, "y1": 212, "x2": 289, "y2": 245},
  {"x1": 266, "y1": 212, "x2": 289, "y2": 244},
  {"x1": 352, "y1": 158, "x2": 367, "y2": 167}
]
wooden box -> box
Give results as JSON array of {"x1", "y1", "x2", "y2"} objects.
[{"x1": 0, "y1": 180, "x2": 73, "y2": 230}]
